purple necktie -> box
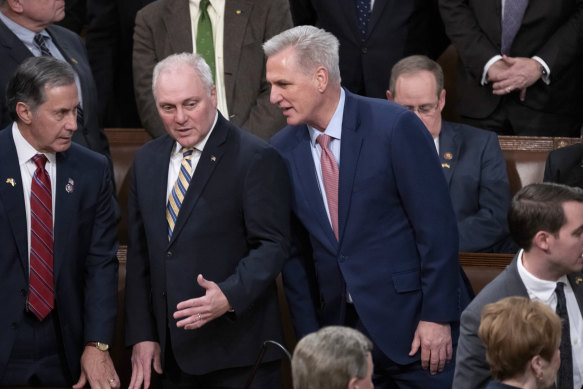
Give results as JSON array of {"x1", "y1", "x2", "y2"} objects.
[{"x1": 501, "y1": 0, "x2": 528, "y2": 55}]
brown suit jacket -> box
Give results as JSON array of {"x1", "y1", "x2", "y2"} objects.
[{"x1": 133, "y1": 0, "x2": 291, "y2": 139}]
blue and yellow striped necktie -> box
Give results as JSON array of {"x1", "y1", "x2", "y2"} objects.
[{"x1": 166, "y1": 147, "x2": 194, "y2": 240}]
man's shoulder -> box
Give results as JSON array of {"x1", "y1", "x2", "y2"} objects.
[
  {"x1": 443, "y1": 121, "x2": 498, "y2": 141},
  {"x1": 138, "y1": 0, "x2": 171, "y2": 18},
  {"x1": 64, "y1": 142, "x2": 109, "y2": 168},
  {"x1": 548, "y1": 142, "x2": 583, "y2": 162}
]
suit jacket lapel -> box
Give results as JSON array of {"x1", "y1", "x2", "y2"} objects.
[
  {"x1": 0, "y1": 19, "x2": 33, "y2": 64},
  {"x1": 169, "y1": 115, "x2": 227, "y2": 244},
  {"x1": 53, "y1": 150, "x2": 76, "y2": 283},
  {"x1": 0, "y1": 128, "x2": 28, "y2": 274},
  {"x1": 438, "y1": 124, "x2": 459, "y2": 186},
  {"x1": 338, "y1": 92, "x2": 363, "y2": 244},
  {"x1": 223, "y1": 0, "x2": 251, "y2": 110},
  {"x1": 368, "y1": 0, "x2": 388, "y2": 37},
  {"x1": 568, "y1": 272, "x2": 583, "y2": 316},
  {"x1": 163, "y1": 0, "x2": 194, "y2": 54}
]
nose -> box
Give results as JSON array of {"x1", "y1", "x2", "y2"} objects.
[
  {"x1": 269, "y1": 86, "x2": 281, "y2": 105},
  {"x1": 174, "y1": 106, "x2": 186, "y2": 124},
  {"x1": 67, "y1": 109, "x2": 78, "y2": 132}
]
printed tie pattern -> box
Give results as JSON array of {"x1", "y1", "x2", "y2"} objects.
[
  {"x1": 34, "y1": 34, "x2": 52, "y2": 57},
  {"x1": 28, "y1": 154, "x2": 54, "y2": 320},
  {"x1": 555, "y1": 282, "x2": 573, "y2": 389},
  {"x1": 501, "y1": 0, "x2": 528, "y2": 55},
  {"x1": 316, "y1": 134, "x2": 339, "y2": 240},
  {"x1": 355, "y1": 0, "x2": 370, "y2": 42},
  {"x1": 166, "y1": 148, "x2": 194, "y2": 240},
  {"x1": 197, "y1": 0, "x2": 216, "y2": 82}
]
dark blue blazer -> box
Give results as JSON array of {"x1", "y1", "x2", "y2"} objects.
[
  {"x1": 0, "y1": 125, "x2": 119, "y2": 380},
  {"x1": 544, "y1": 142, "x2": 583, "y2": 190},
  {"x1": 439, "y1": 121, "x2": 511, "y2": 252},
  {"x1": 124, "y1": 114, "x2": 291, "y2": 374},
  {"x1": 271, "y1": 90, "x2": 467, "y2": 365},
  {"x1": 0, "y1": 20, "x2": 111, "y2": 158}
]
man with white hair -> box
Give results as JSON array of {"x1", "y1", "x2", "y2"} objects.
[{"x1": 125, "y1": 52, "x2": 291, "y2": 388}]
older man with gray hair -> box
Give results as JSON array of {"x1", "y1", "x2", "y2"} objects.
[{"x1": 266, "y1": 26, "x2": 470, "y2": 388}]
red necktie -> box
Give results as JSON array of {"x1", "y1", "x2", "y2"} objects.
[
  {"x1": 28, "y1": 154, "x2": 54, "y2": 320},
  {"x1": 317, "y1": 134, "x2": 339, "y2": 240}
]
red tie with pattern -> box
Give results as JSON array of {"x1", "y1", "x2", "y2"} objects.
[
  {"x1": 28, "y1": 154, "x2": 54, "y2": 320},
  {"x1": 317, "y1": 134, "x2": 339, "y2": 240}
]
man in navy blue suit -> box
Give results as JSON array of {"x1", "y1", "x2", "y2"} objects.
[
  {"x1": 387, "y1": 55, "x2": 514, "y2": 253},
  {"x1": 265, "y1": 26, "x2": 469, "y2": 388},
  {"x1": 0, "y1": 57, "x2": 119, "y2": 387}
]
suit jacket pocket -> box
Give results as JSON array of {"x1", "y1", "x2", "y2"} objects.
[{"x1": 391, "y1": 269, "x2": 421, "y2": 293}]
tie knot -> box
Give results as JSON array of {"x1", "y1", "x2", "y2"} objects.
[
  {"x1": 32, "y1": 154, "x2": 48, "y2": 170},
  {"x1": 556, "y1": 281, "x2": 566, "y2": 294},
  {"x1": 34, "y1": 33, "x2": 46, "y2": 46},
  {"x1": 181, "y1": 147, "x2": 195, "y2": 158},
  {"x1": 317, "y1": 134, "x2": 332, "y2": 149},
  {"x1": 200, "y1": 0, "x2": 210, "y2": 10}
]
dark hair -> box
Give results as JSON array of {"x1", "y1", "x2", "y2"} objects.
[
  {"x1": 6, "y1": 56, "x2": 76, "y2": 121},
  {"x1": 508, "y1": 183, "x2": 583, "y2": 250}
]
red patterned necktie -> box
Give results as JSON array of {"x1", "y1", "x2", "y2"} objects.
[
  {"x1": 317, "y1": 134, "x2": 339, "y2": 240},
  {"x1": 28, "y1": 154, "x2": 54, "y2": 320}
]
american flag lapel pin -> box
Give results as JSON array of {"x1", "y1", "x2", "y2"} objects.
[{"x1": 65, "y1": 178, "x2": 74, "y2": 193}]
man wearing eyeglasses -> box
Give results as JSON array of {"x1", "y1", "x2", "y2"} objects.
[{"x1": 387, "y1": 55, "x2": 514, "y2": 253}]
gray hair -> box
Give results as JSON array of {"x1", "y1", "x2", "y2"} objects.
[
  {"x1": 263, "y1": 25, "x2": 341, "y2": 85},
  {"x1": 292, "y1": 326, "x2": 372, "y2": 389},
  {"x1": 6, "y1": 56, "x2": 76, "y2": 120},
  {"x1": 152, "y1": 52, "x2": 214, "y2": 100},
  {"x1": 389, "y1": 55, "x2": 444, "y2": 97}
]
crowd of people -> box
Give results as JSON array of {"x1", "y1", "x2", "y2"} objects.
[{"x1": 1, "y1": 0, "x2": 582, "y2": 388}]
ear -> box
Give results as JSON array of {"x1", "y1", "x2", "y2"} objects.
[
  {"x1": 4, "y1": 0, "x2": 23, "y2": 13},
  {"x1": 15, "y1": 102, "x2": 33, "y2": 125},
  {"x1": 386, "y1": 90, "x2": 393, "y2": 101},
  {"x1": 532, "y1": 230, "x2": 552, "y2": 252},
  {"x1": 529, "y1": 355, "x2": 545, "y2": 381},
  {"x1": 314, "y1": 66, "x2": 329, "y2": 93},
  {"x1": 347, "y1": 377, "x2": 359, "y2": 389}
]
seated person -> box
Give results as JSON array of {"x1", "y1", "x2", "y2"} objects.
[
  {"x1": 478, "y1": 296, "x2": 561, "y2": 389},
  {"x1": 544, "y1": 127, "x2": 583, "y2": 189},
  {"x1": 387, "y1": 55, "x2": 514, "y2": 253},
  {"x1": 292, "y1": 326, "x2": 373, "y2": 389}
]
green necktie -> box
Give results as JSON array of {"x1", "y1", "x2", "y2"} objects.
[{"x1": 197, "y1": 0, "x2": 215, "y2": 82}]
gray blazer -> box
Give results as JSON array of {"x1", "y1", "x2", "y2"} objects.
[
  {"x1": 132, "y1": 0, "x2": 291, "y2": 139},
  {"x1": 453, "y1": 255, "x2": 583, "y2": 389}
]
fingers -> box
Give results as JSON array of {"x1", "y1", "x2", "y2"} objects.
[{"x1": 72, "y1": 372, "x2": 87, "y2": 389}]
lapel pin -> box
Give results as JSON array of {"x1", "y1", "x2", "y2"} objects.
[
  {"x1": 441, "y1": 163, "x2": 450, "y2": 169},
  {"x1": 236, "y1": 9, "x2": 242, "y2": 14},
  {"x1": 576, "y1": 277, "x2": 582, "y2": 285},
  {"x1": 65, "y1": 178, "x2": 74, "y2": 193},
  {"x1": 444, "y1": 152, "x2": 453, "y2": 160},
  {"x1": 6, "y1": 178, "x2": 15, "y2": 187},
  {"x1": 71, "y1": 57, "x2": 78, "y2": 64},
  {"x1": 211, "y1": 155, "x2": 216, "y2": 162}
]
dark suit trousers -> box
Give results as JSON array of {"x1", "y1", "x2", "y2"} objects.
[
  {"x1": 346, "y1": 303, "x2": 455, "y2": 389},
  {"x1": 162, "y1": 327, "x2": 283, "y2": 389},
  {"x1": 461, "y1": 96, "x2": 581, "y2": 137},
  {"x1": 0, "y1": 310, "x2": 71, "y2": 387}
]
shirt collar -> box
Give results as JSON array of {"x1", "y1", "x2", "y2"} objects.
[
  {"x1": 309, "y1": 88, "x2": 345, "y2": 146},
  {"x1": 12, "y1": 122, "x2": 56, "y2": 166},
  {"x1": 172, "y1": 111, "x2": 218, "y2": 155},
  {"x1": 517, "y1": 249, "x2": 570, "y2": 303},
  {"x1": 0, "y1": 11, "x2": 50, "y2": 50}
]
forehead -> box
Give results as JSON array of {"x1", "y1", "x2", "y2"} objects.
[
  {"x1": 155, "y1": 66, "x2": 206, "y2": 101},
  {"x1": 394, "y1": 70, "x2": 438, "y2": 99},
  {"x1": 41, "y1": 83, "x2": 78, "y2": 106},
  {"x1": 267, "y1": 47, "x2": 304, "y2": 77}
]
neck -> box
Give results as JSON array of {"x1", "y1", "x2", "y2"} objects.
[
  {"x1": 521, "y1": 251, "x2": 563, "y2": 282},
  {"x1": 309, "y1": 85, "x2": 341, "y2": 132},
  {"x1": 502, "y1": 373, "x2": 537, "y2": 389}
]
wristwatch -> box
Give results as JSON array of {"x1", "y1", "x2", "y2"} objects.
[
  {"x1": 539, "y1": 63, "x2": 548, "y2": 77},
  {"x1": 87, "y1": 342, "x2": 110, "y2": 351}
]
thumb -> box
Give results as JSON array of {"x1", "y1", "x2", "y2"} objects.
[
  {"x1": 519, "y1": 88, "x2": 527, "y2": 101},
  {"x1": 72, "y1": 371, "x2": 87, "y2": 389},
  {"x1": 197, "y1": 274, "x2": 211, "y2": 289},
  {"x1": 409, "y1": 332, "x2": 421, "y2": 357}
]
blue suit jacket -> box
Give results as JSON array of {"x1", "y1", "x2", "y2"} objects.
[
  {"x1": 439, "y1": 121, "x2": 511, "y2": 252},
  {"x1": 0, "y1": 125, "x2": 119, "y2": 380},
  {"x1": 271, "y1": 90, "x2": 467, "y2": 365},
  {"x1": 544, "y1": 142, "x2": 583, "y2": 190},
  {"x1": 125, "y1": 114, "x2": 291, "y2": 374},
  {"x1": 0, "y1": 20, "x2": 111, "y2": 158}
]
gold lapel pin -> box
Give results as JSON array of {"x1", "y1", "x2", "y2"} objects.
[
  {"x1": 6, "y1": 178, "x2": 15, "y2": 186},
  {"x1": 71, "y1": 58, "x2": 78, "y2": 64},
  {"x1": 236, "y1": 9, "x2": 242, "y2": 14},
  {"x1": 576, "y1": 277, "x2": 582, "y2": 285},
  {"x1": 444, "y1": 152, "x2": 453, "y2": 160},
  {"x1": 441, "y1": 163, "x2": 450, "y2": 169},
  {"x1": 211, "y1": 155, "x2": 216, "y2": 162}
]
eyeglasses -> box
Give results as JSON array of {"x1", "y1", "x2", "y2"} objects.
[{"x1": 403, "y1": 101, "x2": 440, "y2": 116}]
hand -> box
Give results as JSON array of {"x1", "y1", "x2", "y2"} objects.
[
  {"x1": 173, "y1": 274, "x2": 231, "y2": 330},
  {"x1": 409, "y1": 320, "x2": 452, "y2": 375},
  {"x1": 129, "y1": 341, "x2": 163, "y2": 389},
  {"x1": 73, "y1": 345, "x2": 120, "y2": 389},
  {"x1": 491, "y1": 56, "x2": 542, "y2": 101},
  {"x1": 486, "y1": 59, "x2": 511, "y2": 83}
]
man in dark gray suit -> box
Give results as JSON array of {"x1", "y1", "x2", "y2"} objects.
[{"x1": 453, "y1": 183, "x2": 583, "y2": 389}]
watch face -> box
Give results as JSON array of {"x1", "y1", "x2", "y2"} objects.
[{"x1": 97, "y1": 342, "x2": 109, "y2": 351}]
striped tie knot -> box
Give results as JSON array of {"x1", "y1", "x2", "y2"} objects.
[
  {"x1": 32, "y1": 153, "x2": 48, "y2": 169},
  {"x1": 34, "y1": 34, "x2": 52, "y2": 57}
]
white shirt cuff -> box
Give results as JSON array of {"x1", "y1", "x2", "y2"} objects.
[{"x1": 482, "y1": 55, "x2": 503, "y2": 85}]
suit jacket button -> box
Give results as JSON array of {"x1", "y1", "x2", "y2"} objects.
[
  {"x1": 166, "y1": 251, "x2": 172, "y2": 258},
  {"x1": 162, "y1": 291, "x2": 166, "y2": 297},
  {"x1": 361, "y1": 47, "x2": 368, "y2": 54}
]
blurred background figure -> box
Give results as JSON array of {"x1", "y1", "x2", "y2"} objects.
[
  {"x1": 478, "y1": 296, "x2": 561, "y2": 389},
  {"x1": 544, "y1": 127, "x2": 583, "y2": 190},
  {"x1": 292, "y1": 326, "x2": 373, "y2": 389}
]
